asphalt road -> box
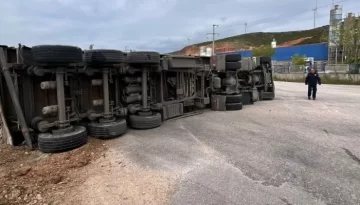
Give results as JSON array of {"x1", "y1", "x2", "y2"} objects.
[{"x1": 116, "y1": 82, "x2": 360, "y2": 205}]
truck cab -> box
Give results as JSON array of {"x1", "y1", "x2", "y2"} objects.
[{"x1": 210, "y1": 54, "x2": 275, "y2": 111}]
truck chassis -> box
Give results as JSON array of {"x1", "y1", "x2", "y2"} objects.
[{"x1": 0, "y1": 44, "x2": 274, "y2": 153}]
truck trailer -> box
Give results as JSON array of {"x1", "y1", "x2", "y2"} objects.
[{"x1": 0, "y1": 44, "x2": 274, "y2": 153}]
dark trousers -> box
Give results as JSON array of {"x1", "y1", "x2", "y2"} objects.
[{"x1": 308, "y1": 84, "x2": 317, "y2": 98}]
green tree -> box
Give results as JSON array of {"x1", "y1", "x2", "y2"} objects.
[
  {"x1": 291, "y1": 53, "x2": 306, "y2": 66},
  {"x1": 339, "y1": 16, "x2": 360, "y2": 64},
  {"x1": 320, "y1": 31, "x2": 328, "y2": 43},
  {"x1": 252, "y1": 45, "x2": 275, "y2": 57}
]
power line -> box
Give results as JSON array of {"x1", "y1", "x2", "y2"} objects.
[
  {"x1": 188, "y1": 1, "x2": 356, "y2": 47},
  {"x1": 206, "y1": 24, "x2": 219, "y2": 55},
  {"x1": 100, "y1": 0, "x2": 352, "y2": 49},
  {"x1": 184, "y1": 0, "x2": 355, "y2": 49}
]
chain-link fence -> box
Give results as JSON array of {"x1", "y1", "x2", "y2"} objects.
[
  {"x1": 349, "y1": 64, "x2": 360, "y2": 74},
  {"x1": 273, "y1": 63, "x2": 350, "y2": 74},
  {"x1": 273, "y1": 65, "x2": 305, "y2": 73},
  {"x1": 325, "y1": 64, "x2": 349, "y2": 73}
]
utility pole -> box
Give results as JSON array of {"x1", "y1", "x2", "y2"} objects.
[
  {"x1": 187, "y1": 37, "x2": 191, "y2": 46},
  {"x1": 245, "y1": 22, "x2": 247, "y2": 34},
  {"x1": 207, "y1": 24, "x2": 219, "y2": 55},
  {"x1": 355, "y1": 29, "x2": 358, "y2": 65},
  {"x1": 313, "y1": 0, "x2": 318, "y2": 28}
]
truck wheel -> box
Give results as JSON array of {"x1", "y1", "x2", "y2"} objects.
[
  {"x1": 31, "y1": 116, "x2": 44, "y2": 130},
  {"x1": 38, "y1": 126, "x2": 88, "y2": 153},
  {"x1": 225, "y1": 54, "x2": 241, "y2": 62},
  {"x1": 87, "y1": 118, "x2": 127, "y2": 139},
  {"x1": 32, "y1": 45, "x2": 83, "y2": 64},
  {"x1": 127, "y1": 51, "x2": 160, "y2": 64},
  {"x1": 225, "y1": 94, "x2": 242, "y2": 103},
  {"x1": 242, "y1": 92, "x2": 254, "y2": 105},
  {"x1": 129, "y1": 112, "x2": 162, "y2": 129},
  {"x1": 21, "y1": 46, "x2": 33, "y2": 64},
  {"x1": 225, "y1": 62, "x2": 241, "y2": 70},
  {"x1": 84, "y1": 49, "x2": 124, "y2": 64},
  {"x1": 225, "y1": 102, "x2": 243, "y2": 111}
]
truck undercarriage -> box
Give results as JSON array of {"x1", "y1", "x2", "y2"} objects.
[{"x1": 0, "y1": 44, "x2": 274, "y2": 153}]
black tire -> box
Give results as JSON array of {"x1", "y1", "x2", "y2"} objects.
[
  {"x1": 242, "y1": 92, "x2": 254, "y2": 105},
  {"x1": 38, "y1": 126, "x2": 88, "y2": 153},
  {"x1": 138, "y1": 111, "x2": 153, "y2": 116},
  {"x1": 226, "y1": 102, "x2": 243, "y2": 111},
  {"x1": 260, "y1": 56, "x2": 271, "y2": 64},
  {"x1": 127, "y1": 51, "x2": 160, "y2": 64},
  {"x1": 84, "y1": 49, "x2": 124, "y2": 64},
  {"x1": 225, "y1": 54, "x2": 241, "y2": 62},
  {"x1": 225, "y1": 94, "x2": 242, "y2": 103},
  {"x1": 87, "y1": 118, "x2": 127, "y2": 139},
  {"x1": 129, "y1": 112, "x2": 162, "y2": 129},
  {"x1": 225, "y1": 62, "x2": 241, "y2": 70},
  {"x1": 32, "y1": 45, "x2": 82, "y2": 64},
  {"x1": 21, "y1": 46, "x2": 33, "y2": 64},
  {"x1": 31, "y1": 116, "x2": 43, "y2": 130}
]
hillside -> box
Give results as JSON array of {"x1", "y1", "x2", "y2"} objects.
[{"x1": 172, "y1": 25, "x2": 329, "y2": 55}]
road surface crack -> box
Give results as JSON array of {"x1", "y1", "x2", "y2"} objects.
[
  {"x1": 343, "y1": 148, "x2": 360, "y2": 165},
  {"x1": 280, "y1": 197, "x2": 293, "y2": 205}
]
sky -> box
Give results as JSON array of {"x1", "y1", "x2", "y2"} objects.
[{"x1": 1, "y1": 0, "x2": 360, "y2": 53}]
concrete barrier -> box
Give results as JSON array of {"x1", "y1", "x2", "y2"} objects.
[{"x1": 325, "y1": 64, "x2": 349, "y2": 73}]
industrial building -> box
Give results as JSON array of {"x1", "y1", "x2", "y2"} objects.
[{"x1": 222, "y1": 43, "x2": 329, "y2": 62}]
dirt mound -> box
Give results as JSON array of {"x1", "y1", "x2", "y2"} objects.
[
  {"x1": 175, "y1": 37, "x2": 312, "y2": 56},
  {"x1": 278, "y1": 37, "x2": 312, "y2": 47},
  {"x1": 0, "y1": 138, "x2": 107, "y2": 205},
  {"x1": 174, "y1": 42, "x2": 244, "y2": 56}
]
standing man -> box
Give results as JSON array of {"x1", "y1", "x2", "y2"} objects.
[{"x1": 305, "y1": 68, "x2": 321, "y2": 100}]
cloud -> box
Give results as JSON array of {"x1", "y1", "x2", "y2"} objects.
[{"x1": 1, "y1": 0, "x2": 359, "y2": 53}]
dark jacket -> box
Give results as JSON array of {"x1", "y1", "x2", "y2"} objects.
[{"x1": 305, "y1": 73, "x2": 321, "y2": 86}]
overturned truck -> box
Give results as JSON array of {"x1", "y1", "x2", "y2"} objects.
[
  {"x1": 0, "y1": 44, "x2": 274, "y2": 153},
  {"x1": 210, "y1": 54, "x2": 275, "y2": 110}
]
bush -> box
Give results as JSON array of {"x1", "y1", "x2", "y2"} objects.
[{"x1": 291, "y1": 54, "x2": 306, "y2": 66}]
